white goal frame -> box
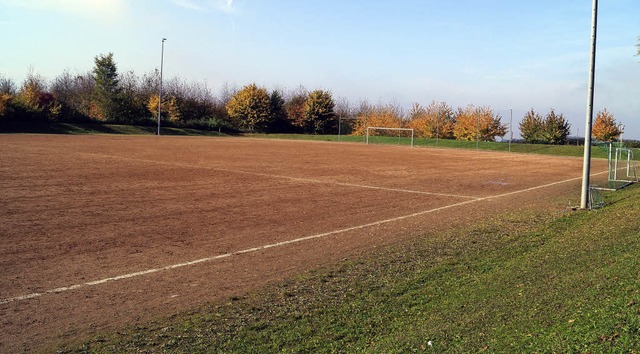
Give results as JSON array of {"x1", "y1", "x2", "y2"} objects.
[
  {"x1": 592, "y1": 143, "x2": 638, "y2": 193},
  {"x1": 366, "y1": 127, "x2": 415, "y2": 147},
  {"x1": 610, "y1": 147, "x2": 638, "y2": 183}
]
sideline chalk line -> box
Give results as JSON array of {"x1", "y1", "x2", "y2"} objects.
[{"x1": 0, "y1": 171, "x2": 607, "y2": 305}]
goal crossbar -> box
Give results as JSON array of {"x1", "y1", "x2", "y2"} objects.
[{"x1": 366, "y1": 127, "x2": 414, "y2": 147}]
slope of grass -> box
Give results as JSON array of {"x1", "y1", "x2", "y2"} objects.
[
  {"x1": 3, "y1": 121, "x2": 625, "y2": 160},
  {"x1": 63, "y1": 185, "x2": 640, "y2": 353},
  {"x1": 0, "y1": 121, "x2": 226, "y2": 136},
  {"x1": 247, "y1": 133, "x2": 618, "y2": 159}
]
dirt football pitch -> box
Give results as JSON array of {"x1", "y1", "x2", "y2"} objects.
[{"x1": 0, "y1": 134, "x2": 608, "y2": 352}]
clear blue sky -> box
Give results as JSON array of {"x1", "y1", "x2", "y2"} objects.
[{"x1": 1, "y1": 0, "x2": 639, "y2": 139}]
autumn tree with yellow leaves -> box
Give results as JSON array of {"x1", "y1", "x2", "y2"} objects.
[
  {"x1": 303, "y1": 90, "x2": 336, "y2": 134},
  {"x1": 15, "y1": 72, "x2": 62, "y2": 120},
  {"x1": 453, "y1": 105, "x2": 507, "y2": 141},
  {"x1": 0, "y1": 91, "x2": 12, "y2": 118},
  {"x1": 407, "y1": 101, "x2": 454, "y2": 139},
  {"x1": 17, "y1": 73, "x2": 45, "y2": 111},
  {"x1": 351, "y1": 103, "x2": 404, "y2": 136},
  {"x1": 592, "y1": 109, "x2": 623, "y2": 142},
  {"x1": 147, "y1": 94, "x2": 182, "y2": 122},
  {"x1": 225, "y1": 83, "x2": 271, "y2": 132}
]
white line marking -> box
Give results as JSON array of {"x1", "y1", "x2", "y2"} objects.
[
  {"x1": 249, "y1": 172, "x2": 480, "y2": 199},
  {"x1": 82, "y1": 152, "x2": 480, "y2": 200},
  {"x1": 0, "y1": 171, "x2": 608, "y2": 305}
]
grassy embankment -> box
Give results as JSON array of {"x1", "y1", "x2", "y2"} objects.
[
  {"x1": 0, "y1": 121, "x2": 226, "y2": 136},
  {"x1": 2, "y1": 121, "x2": 627, "y2": 159},
  {"x1": 62, "y1": 183, "x2": 640, "y2": 353},
  {"x1": 248, "y1": 133, "x2": 623, "y2": 159}
]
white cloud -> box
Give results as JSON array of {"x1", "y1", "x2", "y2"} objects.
[{"x1": 0, "y1": 0, "x2": 129, "y2": 23}]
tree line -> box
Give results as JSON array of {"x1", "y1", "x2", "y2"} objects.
[
  {"x1": 0, "y1": 53, "x2": 231, "y2": 131},
  {"x1": 0, "y1": 52, "x2": 624, "y2": 143},
  {"x1": 519, "y1": 108, "x2": 623, "y2": 144}
]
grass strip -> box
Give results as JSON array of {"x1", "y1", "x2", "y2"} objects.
[
  {"x1": 63, "y1": 185, "x2": 640, "y2": 353},
  {"x1": 1, "y1": 121, "x2": 623, "y2": 159},
  {"x1": 0, "y1": 121, "x2": 226, "y2": 136},
  {"x1": 247, "y1": 133, "x2": 619, "y2": 159}
]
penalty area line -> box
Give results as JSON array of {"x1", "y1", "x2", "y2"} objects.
[{"x1": 0, "y1": 171, "x2": 606, "y2": 305}]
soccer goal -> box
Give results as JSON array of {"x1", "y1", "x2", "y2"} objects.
[
  {"x1": 592, "y1": 143, "x2": 638, "y2": 191},
  {"x1": 366, "y1": 127, "x2": 415, "y2": 147},
  {"x1": 588, "y1": 143, "x2": 638, "y2": 209},
  {"x1": 609, "y1": 146, "x2": 638, "y2": 187}
]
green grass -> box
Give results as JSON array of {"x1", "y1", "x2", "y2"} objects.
[
  {"x1": 3, "y1": 121, "x2": 628, "y2": 160},
  {"x1": 247, "y1": 133, "x2": 620, "y2": 159},
  {"x1": 0, "y1": 120, "x2": 226, "y2": 136},
  {"x1": 62, "y1": 185, "x2": 640, "y2": 353}
]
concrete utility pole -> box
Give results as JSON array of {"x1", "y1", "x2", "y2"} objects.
[
  {"x1": 580, "y1": 0, "x2": 598, "y2": 209},
  {"x1": 158, "y1": 38, "x2": 166, "y2": 136}
]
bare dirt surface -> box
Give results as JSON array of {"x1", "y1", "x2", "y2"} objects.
[{"x1": 0, "y1": 135, "x2": 608, "y2": 352}]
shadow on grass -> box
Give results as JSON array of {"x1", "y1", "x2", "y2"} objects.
[
  {"x1": 0, "y1": 121, "x2": 127, "y2": 135},
  {"x1": 0, "y1": 120, "x2": 227, "y2": 137}
]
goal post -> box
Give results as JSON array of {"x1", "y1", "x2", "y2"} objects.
[
  {"x1": 366, "y1": 127, "x2": 415, "y2": 147},
  {"x1": 610, "y1": 147, "x2": 638, "y2": 184},
  {"x1": 337, "y1": 116, "x2": 360, "y2": 141},
  {"x1": 592, "y1": 142, "x2": 638, "y2": 191},
  {"x1": 588, "y1": 143, "x2": 638, "y2": 209}
]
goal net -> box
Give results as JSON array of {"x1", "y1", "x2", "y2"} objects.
[
  {"x1": 366, "y1": 127, "x2": 414, "y2": 147},
  {"x1": 588, "y1": 186, "x2": 605, "y2": 210},
  {"x1": 593, "y1": 143, "x2": 638, "y2": 191},
  {"x1": 609, "y1": 147, "x2": 638, "y2": 188}
]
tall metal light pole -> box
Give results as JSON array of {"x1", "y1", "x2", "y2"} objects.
[
  {"x1": 436, "y1": 117, "x2": 439, "y2": 147},
  {"x1": 476, "y1": 114, "x2": 480, "y2": 150},
  {"x1": 580, "y1": 0, "x2": 598, "y2": 209},
  {"x1": 509, "y1": 109, "x2": 513, "y2": 153},
  {"x1": 158, "y1": 38, "x2": 166, "y2": 136}
]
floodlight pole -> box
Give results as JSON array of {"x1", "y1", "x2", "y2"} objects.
[
  {"x1": 436, "y1": 117, "x2": 439, "y2": 147},
  {"x1": 476, "y1": 115, "x2": 480, "y2": 150},
  {"x1": 364, "y1": 112, "x2": 367, "y2": 143},
  {"x1": 509, "y1": 109, "x2": 513, "y2": 153},
  {"x1": 158, "y1": 38, "x2": 166, "y2": 136},
  {"x1": 580, "y1": 0, "x2": 598, "y2": 209}
]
